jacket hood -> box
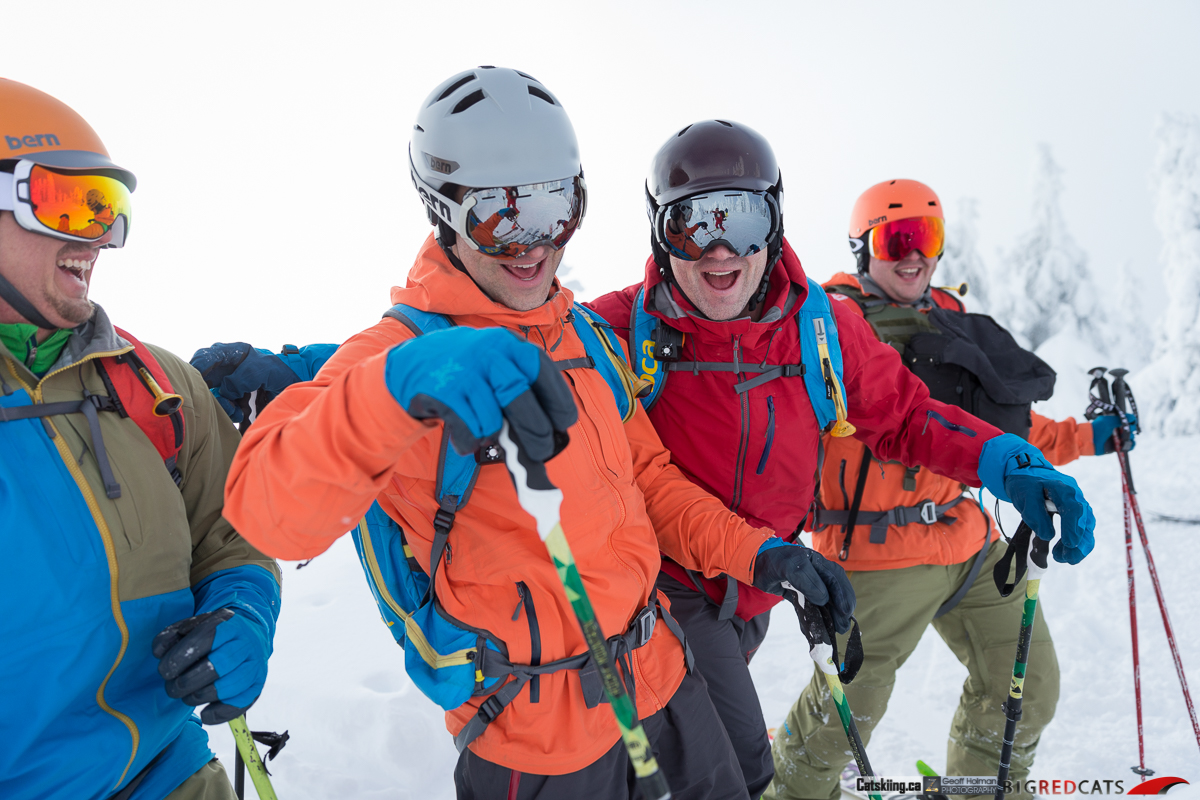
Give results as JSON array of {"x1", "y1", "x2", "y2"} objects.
[
  {"x1": 390, "y1": 235, "x2": 574, "y2": 331},
  {"x1": 638, "y1": 236, "x2": 810, "y2": 343}
]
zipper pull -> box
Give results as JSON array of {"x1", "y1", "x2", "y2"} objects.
[
  {"x1": 512, "y1": 597, "x2": 523, "y2": 621},
  {"x1": 24, "y1": 333, "x2": 37, "y2": 369}
]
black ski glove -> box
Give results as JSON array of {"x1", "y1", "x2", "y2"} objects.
[{"x1": 753, "y1": 540, "x2": 856, "y2": 633}]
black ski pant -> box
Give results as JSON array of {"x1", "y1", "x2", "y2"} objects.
[
  {"x1": 657, "y1": 572, "x2": 773, "y2": 800},
  {"x1": 454, "y1": 667, "x2": 748, "y2": 800}
]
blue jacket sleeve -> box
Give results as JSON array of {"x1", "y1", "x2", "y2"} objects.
[
  {"x1": 193, "y1": 564, "x2": 281, "y2": 651},
  {"x1": 274, "y1": 343, "x2": 340, "y2": 383}
]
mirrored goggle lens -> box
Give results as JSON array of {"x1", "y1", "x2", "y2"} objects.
[
  {"x1": 26, "y1": 165, "x2": 132, "y2": 243},
  {"x1": 869, "y1": 216, "x2": 944, "y2": 261},
  {"x1": 660, "y1": 191, "x2": 776, "y2": 262},
  {"x1": 463, "y1": 177, "x2": 584, "y2": 259}
]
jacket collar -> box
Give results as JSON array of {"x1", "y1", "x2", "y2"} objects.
[
  {"x1": 390, "y1": 235, "x2": 575, "y2": 338},
  {"x1": 0, "y1": 302, "x2": 129, "y2": 385}
]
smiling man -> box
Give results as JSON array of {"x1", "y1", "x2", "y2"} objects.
[
  {"x1": 0, "y1": 78, "x2": 280, "y2": 800},
  {"x1": 766, "y1": 179, "x2": 1134, "y2": 800}
]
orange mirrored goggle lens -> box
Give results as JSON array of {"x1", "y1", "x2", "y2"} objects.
[
  {"x1": 869, "y1": 216, "x2": 944, "y2": 261},
  {"x1": 27, "y1": 164, "x2": 132, "y2": 242}
]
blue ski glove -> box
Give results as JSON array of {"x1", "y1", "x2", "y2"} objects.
[
  {"x1": 153, "y1": 607, "x2": 272, "y2": 724},
  {"x1": 978, "y1": 433, "x2": 1097, "y2": 565},
  {"x1": 1090, "y1": 413, "x2": 1137, "y2": 455},
  {"x1": 385, "y1": 326, "x2": 578, "y2": 460},
  {"x1": 753, "y1": 539, "x2": 855, "y2": 633},
  {"x1": 191, "y1": 342, "x2": 303, "y2": 423}
]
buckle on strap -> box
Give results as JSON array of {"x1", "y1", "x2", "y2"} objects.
[
  {"x1": 433, "y1": 507, "x2": 456, "y2": 534},
  {"x1": 477, "y1": 694, "x2": 506, "y2": 724},
  {"x1": 630, "y1": 603, "x2": 657, "y2": 648},
  {"x1": 920, "y1": 499, "x2": 938, "y2": 525}
]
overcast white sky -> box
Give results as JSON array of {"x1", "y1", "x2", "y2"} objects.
[{"x1": 6, "y1": 0, "x2": 1198, "y2": 356}]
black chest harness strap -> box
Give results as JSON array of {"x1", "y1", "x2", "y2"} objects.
[{"x1": 453, "y1": 593, "x2": 693, "y2": 752}]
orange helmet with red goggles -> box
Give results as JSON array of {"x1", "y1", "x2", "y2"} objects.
[
  {"x1": 1, "y1": 78, "x2": 135, "y2": 250},
  {"x1": 848, "y1": 179, "x2": 943, "y2": 273}
]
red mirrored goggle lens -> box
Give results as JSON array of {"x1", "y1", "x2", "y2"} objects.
[
  {"x1": 25, "y1": 164, "x2": 132, "y2": 243},
  {"x1": 869, "y1": 216, "x2": 944, "y2": 261},
  {"x1": 463, "y1": 177, "x2": 584, "y2": 259}
]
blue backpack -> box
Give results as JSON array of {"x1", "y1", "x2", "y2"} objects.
[{"x1": 350, "y1": 302, "x2": 660, "y2": 750}]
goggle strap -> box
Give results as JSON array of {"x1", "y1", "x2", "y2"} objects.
[{"x1": 0, "y1": 172, "x2": 13, "y2": 212}]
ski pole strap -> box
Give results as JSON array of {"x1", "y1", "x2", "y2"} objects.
[
  {"x1": 455, "y1": 594, "x2": 690, "y2": 752},
  {"x1": 820, "y1": 495, "x2": 967, "y2": 546},
  {"x1": 992, "y1": 521, "x2": 1050, "y2": 597},
  {"x1": 792, "y1": 593, "x2": 864, "y2": 685}
]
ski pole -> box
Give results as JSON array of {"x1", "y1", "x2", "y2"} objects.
[
  {"x1": 995, "y1": 502, "x2": 1054, "y2": 800},
  {"x1": 498, "y1": 422, "x2": 672, "y2": 800},
  {"x1": 229, "y1": 716, "x2": 278, "y2": 800},
  {"x1": 1110, "y1": 371, "x2": 1200, "y2": 754},
  {"x1": 782, "y1": 582, "x2": 881, "y2": 800}
]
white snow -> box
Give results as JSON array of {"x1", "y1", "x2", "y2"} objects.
[{"x1": 207, "y1": 433, "x2": 1200, "y2": 798}]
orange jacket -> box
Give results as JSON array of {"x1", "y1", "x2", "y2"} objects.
[
  {"x1": 813, "y1": 273, "x2": 1094, "y2": 571},
  {"x1": 223, "y1": 235, "x2": 774, "y2": 774}
]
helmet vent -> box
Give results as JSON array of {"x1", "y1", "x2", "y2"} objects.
[
  {"x1": 716, "y1": 120, "x2": 733, "y2": 127},
  {"x1": 528, "y1": 85, "x2": 556, "y2": 105},
  {"x1": 452, "y1": 90, "x2": 487, "y2": 114},
  {"x1": 888, "y1": 202, "x2": 903, "y2": 208},
  {"x1": 677, "y1": 124, "x2": 693, "y2": 137},
  {"x1": 928, "y1": 201, "x2": 938, "y2": 206},
  {"x1": 413, "y1": 124, "x2": 424, "y2": 132},
  {"x1": 516, "y1": 71, "x2": 536, "y2": 80},
  {"x1": 435, "y1": 75, "x2": 477, "y2": 104}
]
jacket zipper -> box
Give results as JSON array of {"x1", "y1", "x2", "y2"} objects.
[
  {"x1": 515, "y1": 582, "x2": 542, "y2": 702},
  {"x1": 730, "y1": 335, "x2": 749, "y2": 511},
  {"x1": 755, "y1": 395, "x2": 776, "y2": 475}
]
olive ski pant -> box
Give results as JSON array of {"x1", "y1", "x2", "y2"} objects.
[{"x1": 766, "y1": 540, "x2": 1059, "y2": 800}]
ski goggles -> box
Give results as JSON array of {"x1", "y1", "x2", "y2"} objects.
[
  {"x1": 0, "y1": 160, "x2": 131, "y2": 248},
  {"x1": 866, "y1": 216, "x2": 944, "y2": 261},
  {"x1": 652, "y1": 190, "x2": 780, "y2": 262},
  {"x1": 413, "y1": 168, "x2": 586, "y2": 260}
]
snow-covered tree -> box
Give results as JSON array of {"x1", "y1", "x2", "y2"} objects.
[
  {"x1": 1001, "y1": 144, "x2": 1105, "y2": 352},
  {"x1": 937, "y1": 197, "x2": 991, "y2": 313},
  {"x1": 1137, "y1": 113, "x2": 1200, "y2": 434}
]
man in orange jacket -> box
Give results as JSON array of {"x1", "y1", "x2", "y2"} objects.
[
  {"x1": 766, "y1": 180, "x2": 1135, "y2": 800},
  {"x1": 219, "y1": 67, "x2": 857, "y2": 800}
]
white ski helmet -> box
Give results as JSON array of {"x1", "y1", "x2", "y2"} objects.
[{"x1": 410, "y1": 66, "x2": 584, "y2": 235}]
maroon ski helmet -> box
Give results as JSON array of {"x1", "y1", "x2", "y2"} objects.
[{"x1": 644, "y1": 120, "x2": 785, "y2": 309}]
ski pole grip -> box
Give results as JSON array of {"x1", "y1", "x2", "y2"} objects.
[
  {"x1": 1110, "y1": 368, "x2": 1130, "y2": 414},
  {"x1": 1088, "y1": 367, "x2": 1112, "y2": 404}
]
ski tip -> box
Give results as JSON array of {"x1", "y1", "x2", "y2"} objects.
[{"x1": 916, "y1": 760, "x2": 939, "y2": 777}]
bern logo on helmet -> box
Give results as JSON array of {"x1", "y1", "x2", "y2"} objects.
[
  {"x1": 6, "y1": 133, "x2": 61, "y2": 151},
  {"x1": 867, "y1": 215, "x2": 887, "y2": 227},
  {"x1": 426, "y1": 154, "x2": 459, "y2": 175}
]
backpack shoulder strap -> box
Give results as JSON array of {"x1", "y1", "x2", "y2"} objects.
[
  {"x1": 380, "y1": 304, "x2": 480, "y2": 579},
  {"x1": 570, "y1": 302, "x2": 644, "y2": 423},
  {"x1": 627, "y1": 285, "x2": 677, "y2": 412},
  {"x1": 105, "y1": 328, "x2": 186, "y2": 486},
  {"x1": 797, "y1": 278, "x2": 855, "y2": 438}
]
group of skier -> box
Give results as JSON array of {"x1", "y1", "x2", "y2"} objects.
[{"x1": 0, "y1": 66, "x2": 1135, "y2": 800}]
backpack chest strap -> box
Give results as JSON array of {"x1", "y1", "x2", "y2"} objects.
[{"x1": 663, "y1": 360, "x2": 805, "y2": 394}]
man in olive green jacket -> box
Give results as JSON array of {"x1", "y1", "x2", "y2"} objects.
[{"x1": 0, "y1": 77, "x2": 281, "y2": 800}]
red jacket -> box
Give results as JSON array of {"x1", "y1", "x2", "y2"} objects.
[{"x1": 586, "y1": 240, "x2": 1004, "y2": 619}]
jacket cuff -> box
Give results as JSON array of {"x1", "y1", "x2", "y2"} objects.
[{"x1": 1078, "y1": 420, "x2": 1096, "y2": 457}]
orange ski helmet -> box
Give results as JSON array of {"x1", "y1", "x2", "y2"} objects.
[
  {"x1": 0, "y1": 78, "x2": 135, "y2": 189},
  {"x1": 848, "y1": 179, "x2": 942, "y2": 272}
]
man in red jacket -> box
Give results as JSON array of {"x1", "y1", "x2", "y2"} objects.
[{"x1": 585, "y1": 123, "x2": 1096, "y2": 800}]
